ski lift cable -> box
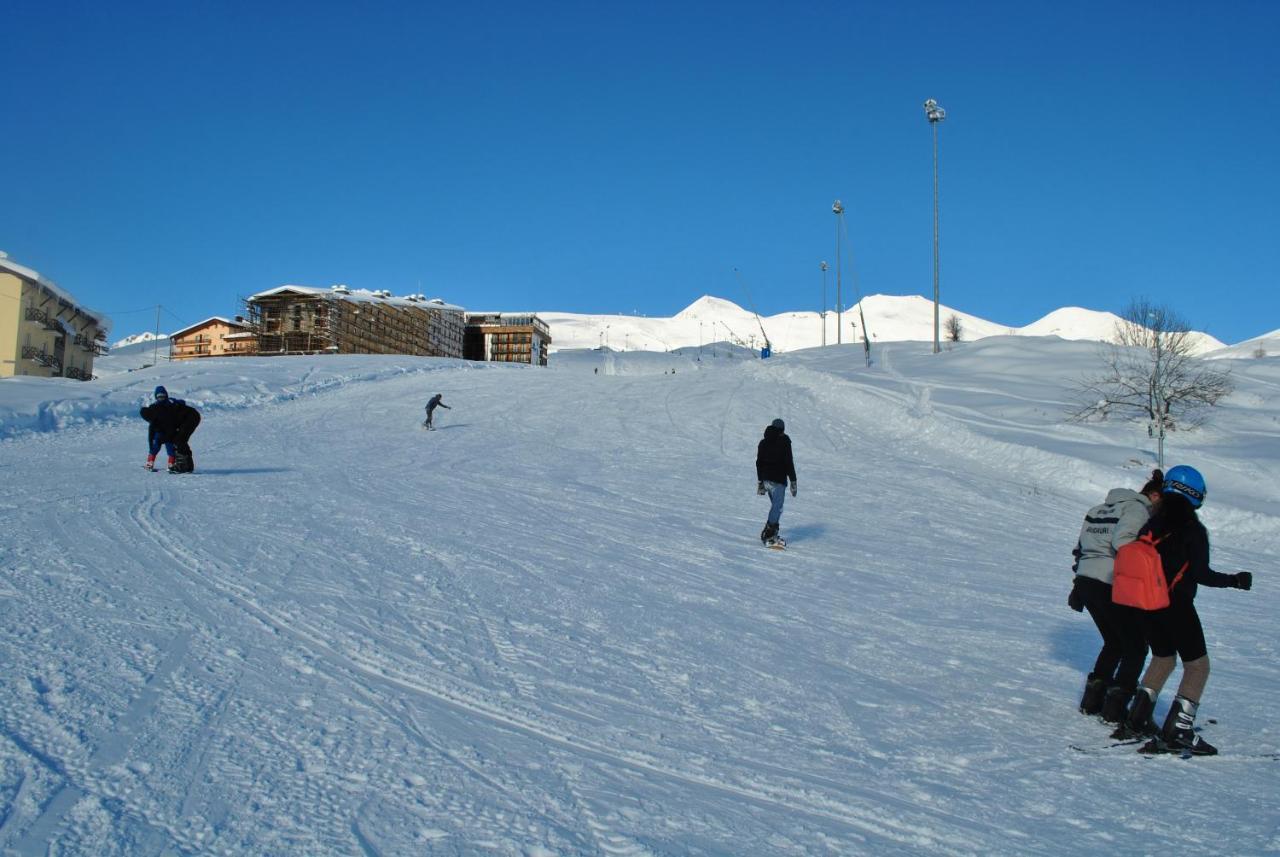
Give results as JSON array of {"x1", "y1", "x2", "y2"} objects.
[
  {"x1": 837, "y1": 213, "x2": 873, "y2": 343},
  {"x1": 732, "y1": 267, "x2": 772, "y2": 351}
]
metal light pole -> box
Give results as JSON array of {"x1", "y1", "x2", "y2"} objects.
[
  {"x1": 152, "y1": 304, "x2": 162, "y2": 367},
  {"x1": 1148, "y1": 310, "x2": 1166, "y2": 468},
  {"x1": 924, "y1": 99, "x2": 945, "y2": 354},
  {"x1": 832, "y1": 201, "x2": 845, "y2": 344},
  {"x1": 820, "y1": 261, "x2": 829, "y2": 346}
]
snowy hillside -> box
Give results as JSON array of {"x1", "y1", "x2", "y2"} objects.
[
  {"x1": 111, "y1": 331, "x2": 169, "y2": 350},
  {"x1": 1, "y1": 341, "x2": 1277, "y2": 855},
  {"x1": 1207, "y1": 328, "x2": 1280, "y2": 360},
  {"x1": 108, "y1": 294, "x2": 1239, "y2": 365},
  {"x1": 539, "y1": 294, "x2": 1230, "y2": 356}
]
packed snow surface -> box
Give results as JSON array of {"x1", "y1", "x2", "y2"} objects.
[{"x1": 1, "y1": 339, "x2": 1277, "y2": 855}]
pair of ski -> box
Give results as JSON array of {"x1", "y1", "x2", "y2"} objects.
[{"x1": 1072, "y1": 734, "x2": 1278, "y2": 760}]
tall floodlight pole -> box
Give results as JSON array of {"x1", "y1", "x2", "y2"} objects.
[
  {"x1": 820, "y1": 261, "x2": 829, "y2": 346},
  {"x1": 832, "y1": 200, "x2": 845, "y2": 345},
  {"x1": 924, "y1": 98, "x2": 946, "y2": 354}
]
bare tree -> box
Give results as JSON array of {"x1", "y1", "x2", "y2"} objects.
[
  {"x1": 944, "y1": 313, "x2": 963, "y2": 343},
  {"x1": 1254, "y1": 343, "x2": 1268, "y2": 359},
  {"x1": 1069, "y1": 298, "x2": 1233, "y2": 431}
]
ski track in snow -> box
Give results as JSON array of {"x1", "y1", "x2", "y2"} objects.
[{"x1": 1, "y1": 342, "x2": 1277, "y2": 854}]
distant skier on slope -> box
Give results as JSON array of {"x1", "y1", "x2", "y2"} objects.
[
  {"x1": 1068, "y1": 469, "x2": 1164, "y2": 723},
  {"x1": 423, "y1": 393, "x2": 450, "y2": 429},
  {"x1": 139, "y1": 386, "x2": 202, "y2": 473},
  {"x1": 755, "y1": 418, "x2": 797, "y2": 548},
  {"x1": 1118, "y1": 466, "x2": 1254, "y2": 755}
]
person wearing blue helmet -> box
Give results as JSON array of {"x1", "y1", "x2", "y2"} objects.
[
  {"x1": 1118, "y1": 465, "x2": 1255, "y2": 755},
  {"x1": 139, "y1": 386, "x2": 202, "y2": 472}
]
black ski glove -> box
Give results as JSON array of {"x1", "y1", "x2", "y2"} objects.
[
  {"x1": 789, "y1": 480, "x2": 797, "y2": 498},
  {"x1": 757, "y1": 481, "x2": 766, "y2": 496},
  {"x1": 1067, "y1": 580, "x2": 1085, "y2": 612},
  {"x1": 1235, "y1": 572, "x2": 1253, "y2": 591}
]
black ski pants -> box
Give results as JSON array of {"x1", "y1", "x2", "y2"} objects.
[{"x1": 1077, "y1": 576, "x2": 1148, "y2": 690}]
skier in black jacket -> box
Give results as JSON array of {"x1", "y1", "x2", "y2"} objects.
[
  {"x1": 423, "y1": 393, "x2": 450, "y2": 429},
  {"x1": 1119, "y1": 465, "x2": 1254, "y2": 755},
  {"x1": 755, "y1": 419, "x2": 797, "y2": 547},
  {"x1": 139, "y1": 386, "x2": 202, "y2": 473}
]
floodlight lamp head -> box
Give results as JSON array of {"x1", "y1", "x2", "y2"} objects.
[
  {"x1": 924, "y1": 99, "x2": 946, "y2": 123},
  {"x1": 820, "y1": 261, "x2": 829, "y2": 271},
  {"x1": 832, "y1": 200, "x2": 844, "y2": 215}
]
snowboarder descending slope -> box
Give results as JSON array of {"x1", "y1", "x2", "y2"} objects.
[
  {"x1": 1118, "y1": 466, "x2": 1255, "y2": 755},
  {"x1": 139, "y1": 386, "x2": 202, "y2": 473},
  {"x1": 755, "y1": 418, "x2": 797, "y2": 548},
  {"x1": 423, "y1": 393, "x2": 451, "y2": 430},
  {"x1": 1068, "y1": 469, "x2": 1164, "y2": 722}
]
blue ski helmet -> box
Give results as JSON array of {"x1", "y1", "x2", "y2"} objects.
[{"x1": 1162, "y1": 465, "x2": 1206, "y2": 508}]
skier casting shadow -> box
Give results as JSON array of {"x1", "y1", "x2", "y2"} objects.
[
  {"x1": 755, "y1": 418, "x2": 797, "y2": 548},
  {"x1": 423, "y1": 393, "x2": 451, "y2": 430},
  {"x1": 140, "y1": 386, "x2": 202, "y2": 473}
]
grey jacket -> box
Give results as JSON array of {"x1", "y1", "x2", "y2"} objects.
[{"x1": 1073, "y1": 488, "x2": 1154, "y2": 584}]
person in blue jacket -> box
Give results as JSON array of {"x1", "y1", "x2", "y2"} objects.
[{"x1": 1119, "y1": 466, "x2": 1254, "y2": 754}]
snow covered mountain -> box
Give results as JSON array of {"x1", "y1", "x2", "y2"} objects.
[
  {"x1": 110, "y1": 294, "x2": 1236, "y2": 362},
  {"x1": 1207, "y1": 327, "x2": 1280, "y2": 360},
  {"x1": 111, "y1": 331, "x2": 169, "y2": 349},
  {"x1": 0, "y1": 340, "x2": 1276, "y2": 854},
  {"x1": 539, "y1": 294, "x2": 1231, "y2": 355}
]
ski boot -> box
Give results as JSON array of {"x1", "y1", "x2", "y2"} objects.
[
  {"x1": 1079, "y1": 677, "x2": 1107, "y2": 716},
  {"x1": 144, "y1": 455, "x2": 157, "y2": 472},
  {"x1": 1112, "y1": 686, "x2": 1158, "y2": 739},
  {"x1": 1100, "y1": 686, "x2": 1134, "y2": 724},
  {"x1": 1159, "y1": 695, "x2": 1218, "y2": 756},
  {"x1": 760, "y1": 522, "x2": 778, "y2": 545}
]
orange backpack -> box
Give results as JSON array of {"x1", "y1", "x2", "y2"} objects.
[{"x1": 1112, "y1": 532, "x2": 1189, "y2": 610}]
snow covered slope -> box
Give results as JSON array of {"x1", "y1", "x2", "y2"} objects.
[
  {"x1": 539, "y1": 294, "x2": 1230, "y2": 355},
  {"x1": 0, "y1": 341, "x2": 1276, "y2": 854}
]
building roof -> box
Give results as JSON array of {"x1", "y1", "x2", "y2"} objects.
[
  {"x1": 0, "y1": 253, "x2": 112, "y2": 334},
  {"x1": 169, "y1": 316, "x2": 251, "y2": 339},
  {"x1": 249, "y1": 284, "x2": 465, "y2": 312}
]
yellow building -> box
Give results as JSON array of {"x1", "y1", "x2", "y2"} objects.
[
  {"x1": 0, "y1": 253, "x2": 110, "y2": 380},
  {"x1": 170, "y1": 316, "x2": 257, "y2": 360}
]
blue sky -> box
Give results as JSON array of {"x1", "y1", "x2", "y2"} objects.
[{"x1": 3, "y1": 0, "x2": 1277, "y2": 343}]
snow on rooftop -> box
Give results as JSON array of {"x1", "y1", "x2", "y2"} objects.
[
  {"x1": 247, "y1": 284, "x2": 464, "y2": 312},
  {"x1": 0, "y1": 252, "x2": 112, "y2": 334}
]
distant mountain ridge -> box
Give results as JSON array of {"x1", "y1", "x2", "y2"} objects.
[
  {"x1": 111, "y1": 331, "x2": 169, "y2": 349},
  {"x1": 112, "y1": 294, "x2": 1243, "y2": 357},
  {"x1": 538, "y1": 294, "x2": 1231, "y2": 356}
]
